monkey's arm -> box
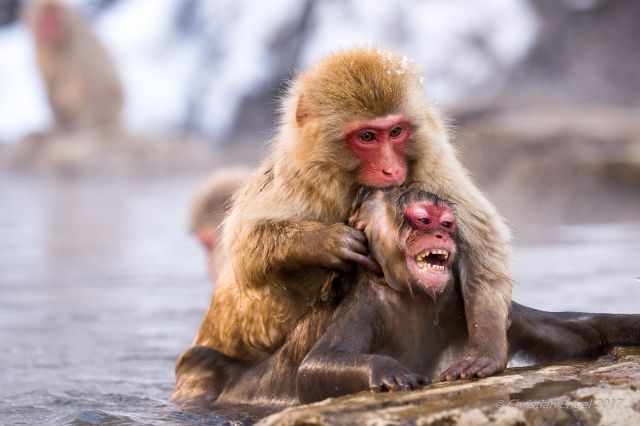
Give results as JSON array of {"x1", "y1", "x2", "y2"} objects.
[
  {"x1": 418, "y1": 151, "x2": 512, "y2": 379},
  {"x1": 296, "y1": 285, "x2": 427, "y2": 403},
  {"x1": 230, "y1": 220, "x2": 377, "y2": 287},
  {"x1": 509, "y1": 302, "x2": 640, "y2": 363}
]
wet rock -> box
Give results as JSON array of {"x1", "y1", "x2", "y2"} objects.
[
  {"x1": 259, "y1": 347, "x2": 640, "y2": 426},
  {"x1": 452, "y1": 105, "x2": 640, "y2": 230},
  {"x1": 456, "y1": 105, "x2": 640, "y2": 184}
]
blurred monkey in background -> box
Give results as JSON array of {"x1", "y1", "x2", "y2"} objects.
[
  {"x1": 190, "y1": 166, "x2": 252, "y2": 283},
  {"x1": 24, "y1": 0, "x2": 124, "y2": 134}
]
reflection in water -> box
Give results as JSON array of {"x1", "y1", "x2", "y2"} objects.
[{"x1": 0, "y1": 174, "x2": 638, "y2": 425}]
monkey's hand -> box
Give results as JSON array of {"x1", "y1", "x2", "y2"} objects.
[
  {"x1": 369, "y1": 357, "x2": 429, "y2": 392},
  {"x1": 440, "y1": 348, "x2": 507, "y2": 381},
  {"x1": 309, "y1": 223, "x2": 381, "y2": 273}
]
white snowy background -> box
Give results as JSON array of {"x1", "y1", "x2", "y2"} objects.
[{"x1": 0, "y1": 0, "x2": 537, "y2": 143}]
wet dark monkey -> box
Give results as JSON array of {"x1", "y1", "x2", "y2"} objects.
[{"x1": 174, "y1": 186, "x2": 640, "y2": 405}]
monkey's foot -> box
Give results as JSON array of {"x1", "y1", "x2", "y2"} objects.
[{"x1": 440, "y1": 352, "x2": 505, "y2": 381}]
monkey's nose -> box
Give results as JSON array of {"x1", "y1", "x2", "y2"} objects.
[
  {"x1": 382, "y1": 168, "x2": 403, "y2": 180},
  {"x1": 381, "y1": 167, "x2": 406, "y2": 185}
]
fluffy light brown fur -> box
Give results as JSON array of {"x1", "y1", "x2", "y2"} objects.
[
  {"x1": 191, "y1": 48, "x2": 512, "y2": 367},
  {"x1": 25, "y1": 0, "x2": 123, "y2": 133}
]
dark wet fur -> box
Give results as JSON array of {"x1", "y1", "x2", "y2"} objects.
[{"x1": 175, "y1": 188, "x2": 640, "y2": 406}]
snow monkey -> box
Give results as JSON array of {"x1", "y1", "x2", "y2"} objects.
[
  {"x1": 25, "y1": 0, "x2": 123, "y2": 133},
  {"x1": 189, "y1": 48, "x2": 512, "y2": 380}
]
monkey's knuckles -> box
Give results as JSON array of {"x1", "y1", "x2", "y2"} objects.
[
  {"x1": 369, "y1": 362, "x2": 426, "y2": 392},
  {"x1": 315, "y1": 225, "x2": 370, "y2": 270}
]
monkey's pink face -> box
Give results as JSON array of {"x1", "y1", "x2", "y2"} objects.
[
  {"x1": 36, "y1": 5, "x2": 65, "y2": 45},
  {"x1": 354, "y1": 188, "x2": 458, "y2": 297},
  {"x1": 400, "y1": 200, "x2": 457, "y2": 293},
  {"x1": 345, "y1": 115, "x2": 411, "y2": 188},
  {"x1": 196, "y1": 227, "x2": 217, "y2": 254}
]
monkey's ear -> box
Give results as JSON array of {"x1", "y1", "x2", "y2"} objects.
[{"x1": 295, "y1": 94, "x2": 310, "y2": 127}]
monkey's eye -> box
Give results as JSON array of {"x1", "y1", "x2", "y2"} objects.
[
  {"x1": 359, "y1": 130, "x2": 376, "y2": 142},
  {"x1": 419, "y1": 218, "x2": 431, "y2": 225},
  {"x1": 389, "y1": 126, "x2": 403, "y2": 138},
  {"x1": 441, "y1": 221, "x2": 452, "y2": 229}
]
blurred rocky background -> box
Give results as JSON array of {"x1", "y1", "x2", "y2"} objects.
[{"x1": 1, "y1": 0, "x2": 638, "y2": 231}]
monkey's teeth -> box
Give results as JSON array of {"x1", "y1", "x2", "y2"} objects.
[
  {"x1": 426, "y1": 263, "x2": 446, "y2": 272},
  {"x1": 415, "y1": 249, "x2": 449, "y2": 263},
  {"x1": 430, "y1": 249, "x2": 449, "y2": 260}
]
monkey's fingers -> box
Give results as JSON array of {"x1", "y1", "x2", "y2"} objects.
[
  {"x1": 398, "y1": 373, "x2": 426, "y2": 390},
  {"x1": 381, "y1": 376, "x2": 400, "y2": 391},
  {"x1": 344, "y1": 226, "x2": 368, "y2": 244},
  {"x1": 326, "y1": 255, "x2": 353, "y2": 272},
  {"x1": 471, "y1": 357, "x2": 499, "y2": 378},
  {"x1": 351, "y1": 220, "x2": 367, "y2": 231},
  {"x1": 347, "y1": 212, "x2": 360, "y2": 227},
  {"x1": 370, "y1": 378, "x2": 391, "y2": 392},
  {"x1": 345, "y1": 237, "x2": 369, "y2": 256},
  {"x1": 440, "y1": 358, "x2": 474, "y2": 381},
  {"x1": 342, "y1": 249, "x2": 382, "y2": 274},
  {"x1": 458, "y1": 356, "x2": 491, "y2": 379}
]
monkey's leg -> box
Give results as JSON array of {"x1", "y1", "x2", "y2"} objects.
[
  {"x1": 508, "y1": 302, "x2": 640, "y2": 363},
  {"x1": 172, "y1": 346, "x2": 246, "y2": 402},
  {"x1": 298, "y1": 352, "x2": 428, "y2": 403},
  {"x1": 296, "y1": 285, "x2": 427, "y2": 403}
]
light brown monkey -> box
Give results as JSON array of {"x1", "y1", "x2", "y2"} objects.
[
  {"x1": 190, "y1": 166, "x2": 252, "y2": 282},
  {"x1": 189, "y1": 49, "x2": 512, "y2": 380},
  {"x1": 25, "y1": 0, "x2": 123, "y2": 133}
]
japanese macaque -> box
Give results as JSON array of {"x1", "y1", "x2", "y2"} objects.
[
  {"x1": 25, "y1": 0, "x2": 123, "y2": 133},
  {"x1": 174, "y1": 186, "x2": 640, "y2": 405},
  {"x1": 190, "y1": 167, "x2": 252, "y2": 282},
  {"x1": 190, "y1": 48, "x2": 511, "y2": 379}
]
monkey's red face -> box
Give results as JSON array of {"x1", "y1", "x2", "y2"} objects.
[
  {"x1": 345, "y1": 115, "x2": 411, "y2": 188},
  {"x1": 352, "y1": 187, "x2": 457, "y2": 298},
  {"x1": 400, "y1": 199, "x2": 457, "y2": 294},
  {"x1": 196, "y1": 227, "x2": 217, "y2": 254}
]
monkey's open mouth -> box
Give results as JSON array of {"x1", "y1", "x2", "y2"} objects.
[
  {"x1": 405, "y1": 244, "x2": 455, "y2": 293},
  {"x1": 414, "y1": 249, "x2": 450, "y2": 272}
]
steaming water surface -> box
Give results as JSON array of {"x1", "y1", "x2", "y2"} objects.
[{"x1": 1, "y1": 175, "x2": 638, "y2": 425}]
